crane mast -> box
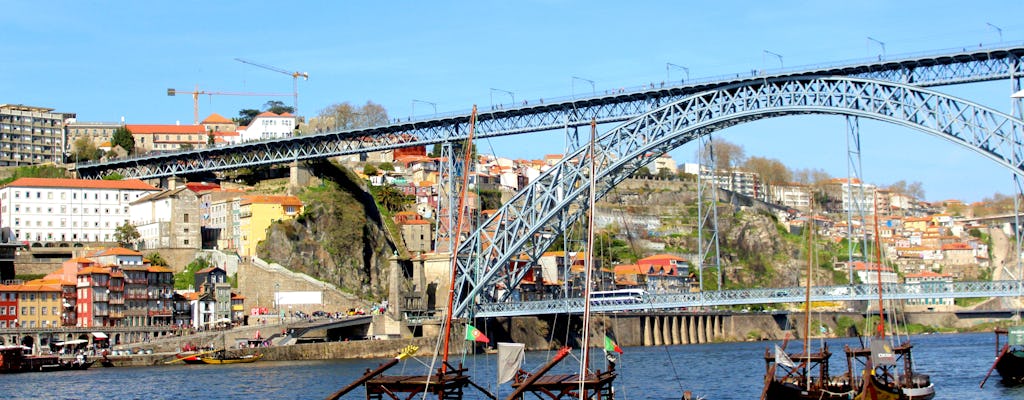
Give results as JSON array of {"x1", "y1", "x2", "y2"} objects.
[
  {"x1": 234, "y1": 58, "x2": 309, "y2": 117},
  {"x1": 167, "y1": 86, "x2": 290, "y2": 125}
]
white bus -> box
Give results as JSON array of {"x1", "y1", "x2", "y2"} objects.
[{"x1": 588, "y1": 289, "x2": 649, "y2": 305}]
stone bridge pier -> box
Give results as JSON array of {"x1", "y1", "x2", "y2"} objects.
[{"x1": 641, "y1": 313, "x2": 731, "y2": 346}]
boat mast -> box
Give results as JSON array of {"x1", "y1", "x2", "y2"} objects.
[
  {"x1": 872, "y1": 192, "x2": 885, "y2": 340},
  {"x1": 441, "y1": 105, "x2": 478, "y2": 372},
  {"x1": 578, "y1": 120, "x2": 598, "y2": 399},
  {"x1": 802, "y1": 205, "x2": 813, "y2": 391}
]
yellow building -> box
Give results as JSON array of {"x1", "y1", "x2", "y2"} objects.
[
  {"x1": 9, "y1": 279, "x2": 62, "y2": 329},
  {"x1": 238, "y1": 195, "x2": 303, "y2": 257}
]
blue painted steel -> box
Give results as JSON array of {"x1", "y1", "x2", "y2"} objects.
[
  {"x1": 473, "y1": 281, "x2": 1023, "y2": 318},
  {"x1": 450, "y1": 76, "x2": 1024, "y2": 318},
  {"x1": 77, "y1": 45, "x2": 1024, "y2": 179}
]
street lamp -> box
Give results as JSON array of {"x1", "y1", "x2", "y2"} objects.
[
  {"x1": 571, "y1": 76, "x2": 595, "y2": 98},
  {"x1": 763, "y1": 50, "x2": 783, "y2": 70},
  {"x1": 867, "y1": 37, "x2": 886, "y2": 59},
  {"x1": 411, "y1": 99, "x2": 438, "y2": 118},
  {"x1": 666, "y1": 63, "x2": 689, "y2": 84},
  {"x1": 987, "y1": 22, "x2": 1003, "y2": 43},
  {"x1": 489, "y1": 88, "x2": 515, "y2": 108}
]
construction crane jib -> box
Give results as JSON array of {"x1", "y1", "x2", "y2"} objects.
[
  {"x1": 167, "y1": 87, "x2": 291, "y2": 125},
  {"x1": 234, "y1": 58, "x2": 309, "y2": 117}
]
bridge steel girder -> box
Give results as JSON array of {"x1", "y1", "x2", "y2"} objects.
[
  {"x1": 450, "y1": 76, "x2": 1024, "y2": 318},
  {"x1": 473, "y1": 281, "x2": 1023, "y2": 318},
  {"x1": 77, "y1": 46, "x2": 1024, "y2": 180}
]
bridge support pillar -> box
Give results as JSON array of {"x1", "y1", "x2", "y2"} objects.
[
  {"x1": 697, "y1": 315, "x2": 706, "y2": 344},
  {"x1": 712, "y1": 315, "x2": 720, "y2": 341},
  {"x1": 687, "y1": 316, "x2": 696, "y2": 344},
  {"x1": 288, "y1": 161, "x2": 315, "y2": 195},
  {"x1": 670, "y1": 316, "x2": 680, "y2": 345},
  {"x1": 643, "y1": 316, "x2": 653, "y2": 346},
  {"x1": 652, "y1": 316, "x2": 663, "y2": 346}
]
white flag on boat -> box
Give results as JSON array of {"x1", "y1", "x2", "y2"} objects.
[
  {"x1": 774, "y1": 344, "x2": 795, "y2": 368},
  {"x1": 497, "y1": 342, "x2": 525, "y2": 385}
]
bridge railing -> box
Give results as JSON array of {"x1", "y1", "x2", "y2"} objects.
[{"x1": 473, "y1": 281, "x2": 1024, "y2": 318}]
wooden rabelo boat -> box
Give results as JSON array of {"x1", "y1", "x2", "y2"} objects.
[
  {"x1": 761, "y1": 209, "x2": 856, "y2": 400},
  {"x1": 845, "y1": 197, "x2": 934, "y2": 400},
  {"x1": 196, "y1": 352, "x2": 263, "y2": 365},
  {"x1": 981, "y1": 326, "x2": 1024, "y2": 387}
]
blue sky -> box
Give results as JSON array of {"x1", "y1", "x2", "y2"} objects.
[{"x1": 2, "y1": 1, "x2": 1022, "y2": 202}]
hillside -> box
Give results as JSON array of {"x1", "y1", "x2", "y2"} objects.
[{"x1": 258, "y1": 161, "x2": 397, "y2": 301}]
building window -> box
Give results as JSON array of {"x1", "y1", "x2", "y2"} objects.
[{"x1": 183, "y1": 214, "x2": 189, "y2": 223}]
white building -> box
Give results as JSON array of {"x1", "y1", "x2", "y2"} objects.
[
  {"x1": 129, "y1": 187, "x2": 201, "y2": 250},
  {"x1": 850, "y1": 261, "x2": 898, "y2": 284},
  {"x1": 238, "y1": 112, "x2": 296, "y2": 142},
  {"x1": 0, "y1": 178, "x2": 160, "y2": 244},
  {"x1": 904, "y1": 271, "x2": 954, "y2": 310},
  {"x1": 770, "y1": 183, "x2": 812, "y2": 211}
]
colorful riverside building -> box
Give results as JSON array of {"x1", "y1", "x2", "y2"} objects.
[
  {"x1": 0, "y1": 177, "x2": 160, "y2": 245},
  {"x1": 0, "y1": 279, "x2": 62, "y2": 329},
  {"x1": 238, "y1": 195, "x2": 303, "y2": 258}
]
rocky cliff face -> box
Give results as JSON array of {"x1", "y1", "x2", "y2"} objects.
[{"x1": 259, "y1": 161, "x2": 396, "y2": 300}]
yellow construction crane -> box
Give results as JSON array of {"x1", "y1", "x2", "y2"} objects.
[
  {"x1": 234, "y1": 58, "x2": 309, "y2": 116},
  {"x1": 167, "y1": 86, "x2": 290, "y2": 125}
]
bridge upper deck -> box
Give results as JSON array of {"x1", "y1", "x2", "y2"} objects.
[{"x1": 77, "y1": 44, "x2": 1024, "y2": 179}]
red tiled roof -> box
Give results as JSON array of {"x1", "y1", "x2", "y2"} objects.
[
  {"x1": 96, "y1": 247, "x2": 143, "y2": 256},
  {"x1": 4, "y1": 178, "x2": 159, "y2": 191},
  {"x1": 125, "y1": 124, "x2": 205, "y2": 134},
  {"x1": 905, "y1": 271, "x2": 952, "y2": 278},
  {"x1": 201, "y1": 113, "x2": 233, "y2": 124},
  {"x1": 147, "y1": 266, "x2": 173, "y2": 273}
]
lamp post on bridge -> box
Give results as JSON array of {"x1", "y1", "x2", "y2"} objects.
[
  {"x1": 867, "y1": 37, "x2": 886, "y2": 59},
  {"x1": 489, "y1": 88, "x2": 515, "y2": 109},
  {"x1": 666, "y1": 63, "x2": 689, "y2": 84},
  {"x1": 571, "y1": 76, "x2": 595, "y2": 99},
  {"x1": 987, "y1": 22, "x2": 1003, "y2": 43},
  {"x1": 411, "y1": 99, "x2": 437, "y2": 119},
  {"x1": 762, "y1": 50, "x2": 783, "y2": 71}
]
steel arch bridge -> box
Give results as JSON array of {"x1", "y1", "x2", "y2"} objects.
[
  {"x1": 450, "y1": 76, "x2": 1024, "y2": 318},
  {"x1": 76, "y1": 45, "x2": 1024, "y2": 179}
]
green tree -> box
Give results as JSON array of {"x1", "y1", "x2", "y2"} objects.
[
  {"x1": 363, "y1": 164, "x2": 379, "y2": 176},
  {"x1": 264, "y1": 100, "x2": 294, "y2": 115},
  {"x1": 114, "y1": 222, "x2": 140, "y2": 248},
  {"x1": 378, "y1": 162, "x2": 395, "y2": 172},
  {"x1": 234, "y1": 109, "x2": 261, "y2": 127},
  {"x1": 430, "y1": 144, "x2": 442, "y2": 157},
  {"x1": 376, "y1": 185, "x2": 409, "y2": 212},
  {"x1": 146, "y1": 252, "x2": 168, "y2": 267},
  {"x1": 102, "y1": 173, "x2": 124, "y2": 180},
  {"x1": 71, "y1": 137, "x2": 103, "y2": 162},
  {"x1": 633, "y1": 166, "x2": 651, "y2": 177},
  {"x1": 111, "y1": 126, "x2": 135, "y2": 154}
]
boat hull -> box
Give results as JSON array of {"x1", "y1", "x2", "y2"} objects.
[
  {"x1": 764, "y1": 379, "x2": 856, "y2": 400},
  {"x1": 901, "y1": 384, "x2": 935, "y2": 400},
  {"x1": 198, "y1": 353, "x2": 263, "y2": 364},
  {"x1": 996, "y1": 350, "x2": 1024, "y2": 386}
]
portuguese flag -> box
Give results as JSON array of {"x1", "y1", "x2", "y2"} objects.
[
  {"x1": 604, "y1": 335, "x2": 623, "y2": 354},
  {"x1": 466, "y1": 324, "x2": 490, "y2": 343}
]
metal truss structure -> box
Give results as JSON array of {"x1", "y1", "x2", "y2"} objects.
[
  {"x1": 449, "y1": 76, "x2": 1024, "y2": 318},
  {"x1": 474, "y1": 280, "x2": 1024, "y2": 318},
  {"x1": 77, "y1": 45, "x2": 1024, "y2": 179}
]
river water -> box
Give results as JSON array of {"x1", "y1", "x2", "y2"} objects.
[{"x1": 2, "y1": 332, "x2": 1019, "y2": 399}]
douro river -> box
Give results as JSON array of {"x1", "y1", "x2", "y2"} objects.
[{"x1": 2, "y1": 332, "x2": 1018, "y2": 399}]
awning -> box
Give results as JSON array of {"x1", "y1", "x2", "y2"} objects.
[
  {"x1": 92, "y1": 332, "x2": 108, "y2": 339},
  {"x1": 55, "y1": 339, "x2": 88, "y2": 346}
]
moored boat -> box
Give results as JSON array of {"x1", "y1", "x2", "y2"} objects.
[
  {"x1": 197, "y1": 353, "x2": 263, "y2": 364},
  {"x1": 981, "y1": 326, "x2": 1024, "y2": 387}
]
